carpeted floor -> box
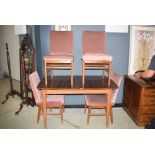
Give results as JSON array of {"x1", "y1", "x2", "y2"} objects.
[{"x1": 0, "y1": 78, "x2": 143, "y2": 129}]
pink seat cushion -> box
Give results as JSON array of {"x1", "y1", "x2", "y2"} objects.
[
  {"x1": 46, "y1": 95, "x2": 64, "y2": 106},
  {"x1": 37, "y1": 95, "x2": 64, "y2": 106},
  {"x1": 82, "y1": 53, "x2": 112, "y2": 62},
  {"x1": 84, "y1": 95, "x2": 108, "y2": 106},
  {"x1": 44, "y1": 55, "x2": 73, "y2": 63}
]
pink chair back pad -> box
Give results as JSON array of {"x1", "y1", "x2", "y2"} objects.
[
  {"x1": 83, "y1": 31, "x2": 106, "y2": 54},
  {"x1": 111, "y1": 71, "x2": 122, "y2": 104},
  {"x1": 85, "y1": 72, "x2": 121, "y2": 106},
  {"x1": 29, "y1": 71, "x2": 42, "y2": 104},
  {"x1": 50, "y1": 31, "x2": 73, "y2": 55},
  {"x1": 29, "y1": 71, "x2": 65, "y2": 106}
]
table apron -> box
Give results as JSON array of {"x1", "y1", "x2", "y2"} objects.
[{"x1": 44, "y1": 89, "x2": 112, "y2": 95}]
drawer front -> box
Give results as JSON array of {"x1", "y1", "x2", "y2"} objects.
[
  {"x1": 142, "y1": 98, "x2": 155, "y2": 105},
  {"x1": 141, "y1": 106, "x2": 155, "y2": 114},
  {"x1": 140, "y1": 114, "x2": 155, "y2": 123},
  {"x1": 142, "y1": 88, "x2": 155, "y2": 106},
  {"x1": 143, "y1": 89, "x2": 155, "y2": 96}
]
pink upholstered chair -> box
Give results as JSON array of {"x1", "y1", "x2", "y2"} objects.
[
  {"x1": 84, "y1": 71, "x2": 122, "y2": 127},
  {"x1": 44, "y1": 31, "x2": 74, "y2": 86},
  {"x1": 29, "y1": 71, "x2": 64, "y2": 124},
  {"x1": 82, "y1": 31, "x2": 113, "y2": 86}
]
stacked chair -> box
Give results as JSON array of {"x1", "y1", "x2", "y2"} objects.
[
  {"x1": 82, "y1": 31, "x2": 113, "y2": 86},
  {"x1": 44, "y1": 31, "x2": 74, "y2": 86}
]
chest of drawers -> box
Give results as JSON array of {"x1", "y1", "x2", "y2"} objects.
[{"x1": 122, "y1": 76, "x2": 155, "y2": 126}]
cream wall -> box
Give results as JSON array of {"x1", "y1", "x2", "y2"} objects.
[{"x1": 0, "y1": 25, "x2": 20, "y2": 81}]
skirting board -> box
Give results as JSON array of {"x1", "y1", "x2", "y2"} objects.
[{"x1": 64, "y1": 103, "x2": 122, "y2": 108}]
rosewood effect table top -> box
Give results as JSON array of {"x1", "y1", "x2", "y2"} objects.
[{"x1": 38, "y1": 76, "x2": 118, "y2": 92}]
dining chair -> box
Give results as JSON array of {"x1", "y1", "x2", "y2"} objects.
[
  {"x1": 29, "y1": 71, "x2": 64, "y2": 125},
  {"x1": 82, "y1": 31, "x2": 113, "y2": 86},
  {"x1": 44, "y1": 31, "x2": 74, "y2": 86},
  {"x1": 84, "y1": 71, "x2": 122, "y2": 127}
]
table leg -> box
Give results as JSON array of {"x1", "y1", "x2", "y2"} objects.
[
  {"x1": 108, "y1": 62, "x2": 111, "y2": 87},
  {"x1": 71, "y1": 61, "x2": 74, "y2": 86},
  {"x1": 82, "y1": 60, "x2": 85, "y2": 87},
  {"x1": 42, "y1": 90, "x2": 47, "y2": 129}
]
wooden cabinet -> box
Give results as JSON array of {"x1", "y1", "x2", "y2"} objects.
[{"x1": 122, "y1": 75, "x2": 155, "y2": 126}]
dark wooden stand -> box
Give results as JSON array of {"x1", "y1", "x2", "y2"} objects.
[
  {"x1": 1, "y1": 43, "x2": 20, "y2": 104},
  {"x1": 15, "y1": 34, "x2": 35, "y2": 115},
  {"x1": 122, "y1": 75, "x2": 155, "y2": 126}
]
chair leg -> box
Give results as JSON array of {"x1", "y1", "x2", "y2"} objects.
[
  {"x1": 44, "y1": 61, "x2": 47, "y2": 86},
  {"x1": 50, "y1": 69, "x2": 53, "y2": 79},
  {"x1": 71, "y1": 61, "x2": 74, "y2": 86},
  {"x1": 110, "y1": 106, "x2": 113, "y2": 124},
  {"x1": 102, "y1": 68, "x2": 105, "y2": 79},
  {"x1": 82, "y1": 60, "x2": 85, "y2": 86},
  {"x1": 106, "y1": 107, "x2": 110, "y2": 128},
  {"x1": 84, "y1": 102, "x2": 87, "y2": 113},
  {"x1": 87, "y1": 107, "x2": 91, "y2": 125},
  {"x1": 37, "y1": 106, "x2": 41, "y2": 124},
  {"x1": 60, "y1": 106, "x2": 63, "y2": 124},
  {"x1": 63, "y1": 104, "x2": 65, "y2": 112},
  {"x1": 108, "y1": 62, "x2": 112, "y2": 87}
]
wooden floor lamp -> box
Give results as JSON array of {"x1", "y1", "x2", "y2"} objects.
[{"x1": 1, "y1": 43, "x2": 21, "y2": 104}]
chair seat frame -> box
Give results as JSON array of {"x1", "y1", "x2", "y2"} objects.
[
  {"x1": 82, "y1": 59, "x2": 112, "y2": 87},
  {"x1": 44, "y1": 59, "x2": 74, "y2": 86}
]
